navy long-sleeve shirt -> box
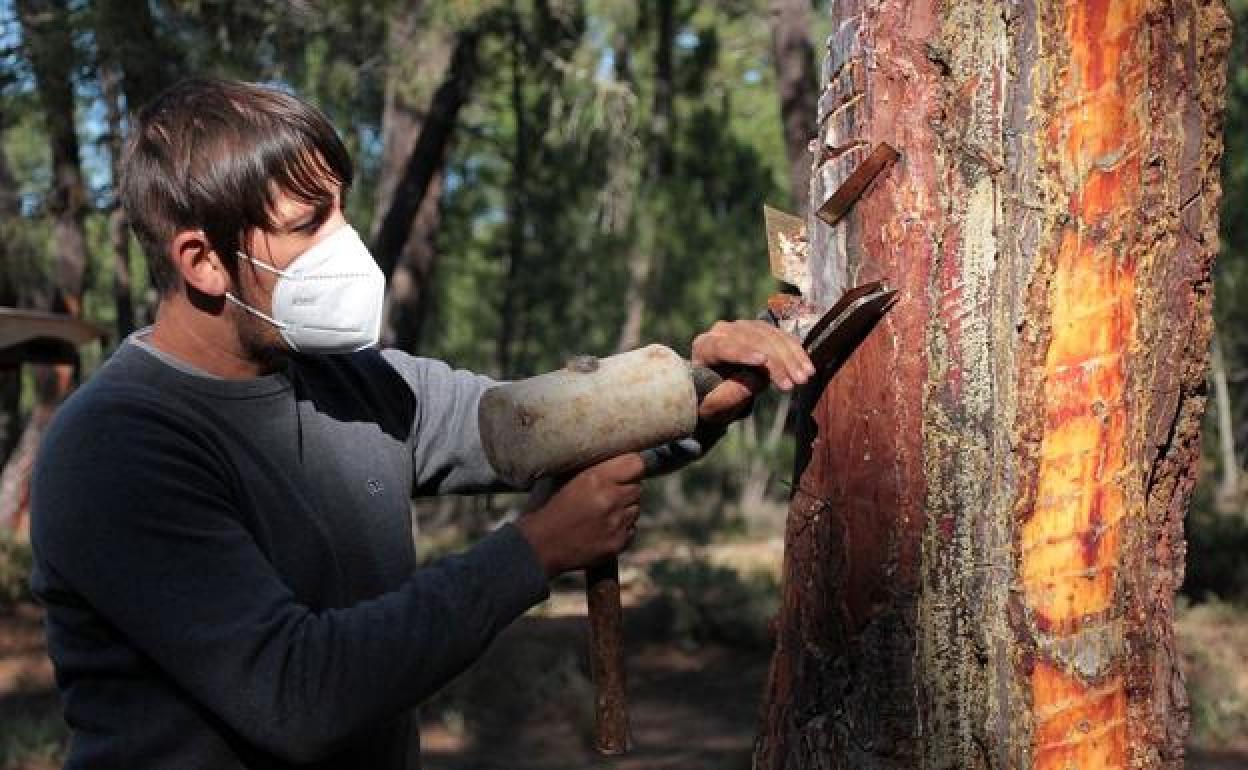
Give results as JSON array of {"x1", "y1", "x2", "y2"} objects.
[{"x1": 30, "y1": 336, "x2": 552, "y2": 769}]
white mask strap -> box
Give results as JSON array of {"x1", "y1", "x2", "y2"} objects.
[
  {"x1": 225, "y1": 292, "x2": 289, "y2": 330},
  {"x1": 236, "y1": 251, "x2": 289, "y2": 278}
]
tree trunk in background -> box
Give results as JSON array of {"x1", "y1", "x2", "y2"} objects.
[
  {"x1": 94, "y1": 0, "x2": 179, "y2": 340},
  {"x1": 0, "y1": 370, "x2": 61, "y2": 532},
  {"x1": 93, "y1": 0, "x2": 177, "y2": 117},
  {"x1": 381, "y1": 172, "x2": 443, "y2": 353},
  {"x1": 371, "y1": 4, "x2": 448, "y2": 353},
  {"x1": 755, "y1": 1, "x2": 1230, "y2": 768},
  {"x1": 0, "y1": 372, "x2": 18, "y2": 476},
  {"x1": 497, "y1": 10, "x2": 530, "y2": 378},
  {"x1": 3, "y1": 0, "x2": 93, "y2": 536},
  {"x1": 1210, "y1": 333, "x2": 1239, "y2": 511},
  {"x1": 615, "y1": 1, "x2": 675, "y2": 354},
  {"x1": 767, "y1": 0, "x2": 819, "y2": 215},
  {"x1": 100, "y1": 65, "x2": 135, "y2": 341},
  {"x1": 18, "y1": 0, "x2": 89, "y2": 318},
  {"x1": 650, "y1": 0, "x2": 674, "y2": 180},
  {"x1": 0, "y1": 106, "x2": 22, "y2": 470},
  {"x1": 373, "y1": 14, "x2": 492, "y2": 286},
  {"x1": 738, "y1": 393, "x2": 791, "y2": 516}
]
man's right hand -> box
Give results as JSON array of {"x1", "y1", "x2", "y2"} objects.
[{"x1": 513, "y1": 454, "x2": 645, "y2": 577}]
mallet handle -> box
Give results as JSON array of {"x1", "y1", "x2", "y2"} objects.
[{"x1": 586, "y1": 556, "x2": 630, "y2": 754}]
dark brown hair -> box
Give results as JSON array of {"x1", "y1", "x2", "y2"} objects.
[{"x1": 120, "y1": 77, "x2": 353, "y2": 294}]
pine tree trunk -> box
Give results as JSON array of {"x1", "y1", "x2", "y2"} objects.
[
  {"x1": 767, "y1": 0, "x2": 819, "y2": 215},
  {"x1": 100, "y1": 63, "x2": 134, "y2": 342},
  {"x1": 18, "y1": 0, "x2": 90, "y2": 318},
  {"x1": 615, "y1": 0, "x2": 675, "y2": 354},
  {"x1": 94, "y1": 0, "x2": 179, "y2": 340},
  {"x1": 372, "y1": 4, "x2": 448, "y2": 353},
  {"x1": 372, "y1": 12, "x2": 492, "y2": 286},
  {"x1": 0, "y1": 106, "x2": 22, "y2": 470},
  {"x1": 1210, "y1": 333, "x2": 1239, "y2": 511},
  {"x1": 4, "y1": 0, "x2": 93, "y2": 536},
  {"x1": 755, "y1": 1, "x2": 1231, "y2": 768}
]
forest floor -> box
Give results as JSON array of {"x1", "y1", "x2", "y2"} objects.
[{"x1": 1, "y1": 540, "x2": 1246, "y2": 769}]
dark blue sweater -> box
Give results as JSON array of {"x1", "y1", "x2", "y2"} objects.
[{"x1": 30, "y1": 338, "x2": 551, "y2": 769}]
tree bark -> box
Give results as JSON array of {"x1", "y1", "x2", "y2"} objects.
[
  {"x1": 0, "y1": 368, "x2": 63, "y2": 533},
  {"x1": 93, "y1": 0, "x2": 179, "y2": 341},
  {"x1": 497, "y1": 9, "x2": 530, "y2": 378},
  {"x1": 373, "y1": 14, "x2": 495, "y2": 285},
  {"x1": 100, "y1": 63, "x2": 135, "y2": 341},
  {"x1": 615, "y1": 1, "x2": 675, "y2": 354},
  {"x1": 755, "y1": 1, "x2": 1231, "y2": 768},
  {"x1": 738, "y1": 393, "x2": 791, "y2": 516},
  {"x1": 1211, "y1": 332, "x2": 1239, "y2": 510},
  {"x1": 18, "y1": 0, "x2": 89, "y2": 318},
  {"x1": 4, "y1": 0, "x2": 93, "y2": 536},
  {"x1": 767, "y1": 0, "x2": 819, "y2": 214},
  {"x1": 371, "y1": 3, "x2": 447, "y2": 352},
  {"x1": 92, "y1": 0, "x2": 177, "y2": 115},
  {"x1": 0, "y1": 106, "x2": 22, "y2": 470}
]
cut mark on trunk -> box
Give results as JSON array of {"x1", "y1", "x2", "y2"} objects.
[
  {"x1": 1022, "y1": 0, "x2": 1145, "y2": 766},
  {"x1": 1032, "y1": 661, "x2": 1127, "y2": 766}
]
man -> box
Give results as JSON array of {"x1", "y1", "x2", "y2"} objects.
[{"x1": 30, "y1": 78, "x2": 814, "y2": 769}]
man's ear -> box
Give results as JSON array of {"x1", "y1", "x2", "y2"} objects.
[{"x1": 168, "y1": 230, "x2": 229, "y2": 297}]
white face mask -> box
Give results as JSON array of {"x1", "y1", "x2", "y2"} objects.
[{"x1": 226, "y1": 224, "x2": 386, "y2": 354}]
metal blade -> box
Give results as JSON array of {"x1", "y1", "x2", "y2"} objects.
[
  {"x1": 815, "y1": 143, "x2": 900, "y2": 226},
  {"x1": 800, "y1": 283, "x2": 898, "y2": 374},
  {"x1": 763, "y1": 205, "x2": 810, "y2": 297}
]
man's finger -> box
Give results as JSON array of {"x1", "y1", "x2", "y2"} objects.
[
  {"x1": 701, "y1": 335, "x2": 793, "y2": 389},
  {"x1": 749, "y1": 322, "x2": 814, "y2": 386},
  {"x1": 696, "y1": 322, "x2": 814, "y2": 390},
  {"x1": 601, "y1": 452, "x2": 645, "y2": 483},
  {"x1": 615, "y1": 483, "x2": 642, "y2": 508}
]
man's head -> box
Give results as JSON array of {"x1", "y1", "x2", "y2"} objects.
[
  {"x1": 121, "y1": 77, "x2": 361, "y2": 360},
  {"x1": 122, "y1": 76, "x2": 354, "y2": 293}
]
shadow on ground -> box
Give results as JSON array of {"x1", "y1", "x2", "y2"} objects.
[{"x1": 418, "y1": 601, "x2": 767, "y2": 770}]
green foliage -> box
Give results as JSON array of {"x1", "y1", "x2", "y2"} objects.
[
  {"x1": 645, "y1": 557, "x2": 779, "y2": 649},
  {"x1": 425, "y1": 0, "x2": 787, "y2": 379},
  {"x1": 1184, "y1": 483, "x2": 1248, "y2": 604},
  {"x1": 0, "y1": 703, "x2": 67, "y2": 770},
  {"x1": 0, "y1": 534, "x2": 32, "y2": 610},
  {"x1": 1180, "y1": 598, "x2": 1248, "y2": 748}
]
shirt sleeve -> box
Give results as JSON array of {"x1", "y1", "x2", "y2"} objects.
[
  {"x1": 379, "y1": 349, "x2": 515, "y2": 496},
  {"x1": 30, "y1": 390, "x2": 549, "y2": 764}
]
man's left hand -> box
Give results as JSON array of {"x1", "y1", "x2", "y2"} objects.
[{"x1": 691, "y1": 320, "x2": 814, "y2": 424}]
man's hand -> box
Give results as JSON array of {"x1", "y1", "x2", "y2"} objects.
[
  {"x1": 513, "y1": 454, "x2": 645, "y2": 577},
  {"x1": 691, "y1": 320, "x2": 814, "y2": 424}
]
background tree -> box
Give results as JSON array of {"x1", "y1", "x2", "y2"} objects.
[
  {"x1": 0, "y1": 99, "x2": 25, "y2": 468},
  {"x1": 91, "y1": 0, "x2": 180, "y2": 338},
  {"x1": 0, "y1": 0, "x2": 93, "y2": 532},
  {"x1": 766, "y1": 0, "x2": 818, "y2": 215}
]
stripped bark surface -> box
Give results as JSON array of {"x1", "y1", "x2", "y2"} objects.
[{"x1": 755, "y1": 1, "x2": 1230, "y2": 768}]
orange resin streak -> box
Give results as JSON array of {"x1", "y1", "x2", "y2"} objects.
[{"x1": 1021, "y1": 0, "x2": 1144, "y2": 767}]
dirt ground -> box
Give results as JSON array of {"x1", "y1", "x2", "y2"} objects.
[
  {"x1": 418, "y1": 609, "x2": 769, "y2": 770},
  {"x1": 2, "y1": 586, "x2": 1247, "y2": 769}
]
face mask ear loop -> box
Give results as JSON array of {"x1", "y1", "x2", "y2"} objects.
[
  {"x1": 229, "y1": 250, "x2": 291, "y2": 330},
  {"x1": 237, "y1": 251, "x2": 290, "y2": 278},
  {"x1": 225, "y1": 291, "x2": 290, "y2": 330}
]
